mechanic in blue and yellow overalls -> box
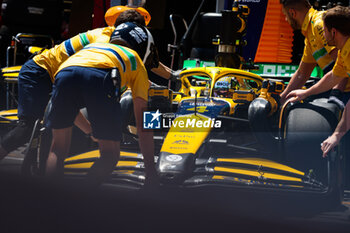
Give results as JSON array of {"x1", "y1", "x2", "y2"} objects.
[
  {"x1": 0, "y1": 24, "x2": 115, "y2": 161},
  {"x1": 279, "y1": 0, "x2": 350, "y2": 107},
  {"x1": 284, "y1": 6, "x2": 350, "y2": 157},
  {"x1": 46, "y1": 22, "x2": 158, "y2": 187},
  {"x1": 0, "y1": 8, "x2": 177, "y2": 162}
]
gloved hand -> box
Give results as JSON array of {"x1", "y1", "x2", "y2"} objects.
[
  {"x1": 328, "y1": 89, "x2": 345, "y2": 110},
  {"x1": 170, "y1": 69, "x2": 184, "y2": 82}
]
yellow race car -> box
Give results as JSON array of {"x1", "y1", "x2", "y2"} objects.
[{"x1": 58, "y1": 65, "x2": 343, "y2": 208}]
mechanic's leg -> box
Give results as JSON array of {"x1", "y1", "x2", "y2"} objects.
[
  {"x1": 86, "y1": 140, "x2": 120, "y2": 187},
  {"x1": 74, "y1": 111, "x2": 92, "y2": 135},
  {"x1": 0, "y1": 59, "x2": 52, "y2": 160},
  {"x1": 0, "y1": 117, "x2": 36, "y2": 160},
  {"x1": 0, "y1": 146, "x2": 7, "y2": 161},
  {"x1": 143, "y1": 153, "x2": 159, "y2": 186},
  {"x1": 45, "y1": 127, "x2": 72, "y2": 179}
]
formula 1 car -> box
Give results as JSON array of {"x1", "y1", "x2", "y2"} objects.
[
  {"x1": 57, "y1": 64, "x2": 343, "y2": 207},
  {"x1": 36, "y1": 66, "x2": 260, "y2": 186},
  {"x1": 20, "y1": 65, "x2": 262, "y2": 177}
]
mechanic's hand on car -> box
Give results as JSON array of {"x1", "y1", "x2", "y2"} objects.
[
  {"x1": 321, "y1": 134, "x2": 341, "y2": 158},
  {"x1": 285, "y1": 89, "x2": 308, "y2": 103},
  {"x1": 279, "y1": 92, "x2": 288, "y2": 106}
]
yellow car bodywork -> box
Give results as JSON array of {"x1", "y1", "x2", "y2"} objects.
[{"x1": 62, "y1": 66, "x2": 312, "y2": 191}]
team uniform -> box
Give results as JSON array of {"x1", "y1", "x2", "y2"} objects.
[
  {"x1": 301, "y1": 8, "x2": 336, "y2": 73},
  {"x1": 44, "y1": 22, "x2": 158, "y2": 185},
  {"x1": 301, "y1": 8, "x2": 335, "y2": 73},
  {"x1": 332, "y1": 38, "x2": 350, "y2": 79},
  {"x1": 33, "y1": 27, "x2": 114, "y2": 80},
  {"x1": 47, "y1": 43, "x2": 149, "y2": 140},
  {"x1": 1, "y1": 27, "x2": 114, "y2": 153},
  {"x1": 18, "y1": 26, "x2": 114, "y2": 120},
  {"x1": 332, "y1": 38, "x2": 350, "y2": 176},
  {"x1": 301, "y1": 7, "x2": 350, "y2": 102}
]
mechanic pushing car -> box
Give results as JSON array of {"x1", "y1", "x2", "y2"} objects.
[
  {"x1": 283, "y1": 6, "x2": 350, "y2": 157},
  {"x1": 0, "y1": 8, "x2": 178, "y2": 163},
  {"x1": 279, "y1": 0, "x2": 350, "y2": 107},
  {"x1": 46, "y1": 22, "x2": 158, "y2": 187}
]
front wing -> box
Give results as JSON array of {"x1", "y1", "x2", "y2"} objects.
[{"x1": 63, "y1": 150, "x2": 329, "y2": 196}]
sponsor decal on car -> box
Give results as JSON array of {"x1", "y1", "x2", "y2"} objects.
[{"x1": 166, "y1": 154, "x2": 183, "y2": 162}]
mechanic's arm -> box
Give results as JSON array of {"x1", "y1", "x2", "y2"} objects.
[
  {"x1": 286, "y1": 71, "x2": 346, "y2": 102},
  {"x1": 133, "y1": 97, "x2": 158, "y2": 181},
  {"x1": 151, "y1": 62, "x2": 183, "y2": 82},
  {"x1": 321, "y1": 101, "x2": 350, "y2": 157},
  {"x1": 333, "y1": 77, "x2": 348, "y2": 92},
  {"x1": 280, "y1": 61, "x2": 316, "y2": 104},
  {"x1": 151, "y1": 62, "x2": 172, "y2": 79}
]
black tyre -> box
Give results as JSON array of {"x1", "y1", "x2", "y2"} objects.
[{"x1": 283, "y1": 99, "x2": 343, "y2": 207}]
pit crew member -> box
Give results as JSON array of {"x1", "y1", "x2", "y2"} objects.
[
  {"x1": 46, "y1": 22, "x2": 158, "y2": 186},
  {"x1": 279, "y1": 0, "x2": 349, "y2": 107},
  {"x1": 303, "y1": 6, "x2": 350, "y2": 157}
]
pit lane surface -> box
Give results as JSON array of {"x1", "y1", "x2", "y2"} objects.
[{"x1": 1, "y1": 148, "x2": 350, "y2": 233}]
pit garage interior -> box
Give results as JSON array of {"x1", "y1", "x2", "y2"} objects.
[{"x1": 1, "y1": 1, "x2": 350, "y2": 233}]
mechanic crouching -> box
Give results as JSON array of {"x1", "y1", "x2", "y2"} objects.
[{"x1": 45, "y1": 23, "x2": 159, "y2": 187}]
